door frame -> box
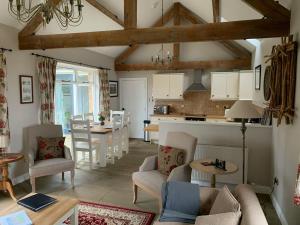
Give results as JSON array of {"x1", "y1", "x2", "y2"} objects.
[{"x1": 119, "y1": 78, "x2": 148, "y2": 137}]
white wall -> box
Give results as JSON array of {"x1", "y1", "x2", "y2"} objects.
[
  {"x1": 252, "y1": 0, "x2": 300, "y2": 224},
  {"x1": 0, "y1": 23, "x2": 119, "y2": 180}
]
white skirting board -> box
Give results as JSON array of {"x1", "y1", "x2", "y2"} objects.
[{"x1": 271, "y1": 194, "x2": 289, "y2": 225}]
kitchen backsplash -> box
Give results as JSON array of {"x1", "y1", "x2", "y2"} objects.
[{"x1": 155, "y1": 92, "x2": 235, "y2": 116}]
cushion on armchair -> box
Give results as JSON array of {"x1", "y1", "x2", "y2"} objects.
[
  {"x1": 195, "y1": 212, "x2": 241, "y2": 225},
  {"x1": 210, "y1": 186, "x2": 240, "y2": 215},
  {"x1": 37, "y1": 137, "x2": 65, "y2": 160},
  {"x1": 158, "y1": 146, "x2": 185, "y2": 176}
]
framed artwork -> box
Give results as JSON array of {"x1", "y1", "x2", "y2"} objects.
[
  {"x1": 109, "y1": 80, "x2": 118, "y2": 97},
  {"x1": 255, "y1": 65, "x2": 262, "y2": 90},
  {"x1": 19, "y1": 75, "x2": 33, "y2": 104}
]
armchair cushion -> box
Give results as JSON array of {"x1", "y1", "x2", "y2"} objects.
[
  {"x1": 210, "y1": 186, "x2": 240, "y2": 215},
  {"x1": 133, "y1": 170, "x2": 168, "y2": 198},
  {"x1": 195, "y1": 212, "x2": 241, "y2": 225},
  {"x1": 29, "y1": 158, "x2": 75, "y2": 177},
  {"x1": 158, "y1": 146, "x2": 185, "y2": 176},
  {"x1": 37, "y1": 136, "x2": 65, "y2": 160},
  {"x1": 139, "y1": 155, "x2": 158, "y2": 172}
]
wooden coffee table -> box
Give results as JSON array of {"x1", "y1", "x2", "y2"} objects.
[
  {"x1": 0, "y1": 194, "x2": 79, "y2": 225},
  {"x1": 0, "y1": 153, "x2": 24, "y2": 201},
  {"x1": 190, "y1": 159, "x2": 238, "y2": 188}
]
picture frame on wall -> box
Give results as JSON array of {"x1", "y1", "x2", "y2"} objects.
[
  {"x1": 255, "y1": 65, "x2": 262, "y2": 90},
  {"x1": 109, "y1": 80, "x2": 118, "y2": 97},
  {"x1": 19, "y1": 75, "x2": 33, "y2": 104}
]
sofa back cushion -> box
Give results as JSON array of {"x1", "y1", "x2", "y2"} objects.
[
  {"x1": 158, "y1": 146, "x2": 185, "y2": 176},
  {"x1": 210, "y1": 185, "x2": 240, "y2": 215},
  {"x1": 234, "y1": 184, "x2": 268, "y2": 225}
]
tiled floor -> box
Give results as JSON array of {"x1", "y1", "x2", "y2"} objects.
[{"x1": 0, "y1": 140, "x2": 281, "y2": 225}]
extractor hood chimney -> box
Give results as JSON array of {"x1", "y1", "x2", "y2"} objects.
[{"x1": 185, "y1": 70, "x2": 208, "y2": 92}]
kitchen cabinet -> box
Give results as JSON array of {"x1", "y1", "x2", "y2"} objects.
[
  {"x1": 152, "y1": 73, "x2": 188, "y2": 99},
  {"x1": 239, "y1": 71, "x2": 253, "y2": 100},
  {"x1": 211, "y1": 72, "x2": 239, "y2": 100}
]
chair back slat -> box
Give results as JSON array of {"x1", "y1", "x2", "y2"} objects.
[
  {"x1": 70, "y1": 120, "x2": 92, "y2": 150},
  {"x1": 84, "y1": 113, "x2": 94, "y2": 122}
]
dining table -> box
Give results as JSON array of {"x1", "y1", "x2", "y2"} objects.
[{"x1": 90, "y1": 124, "x2": 112, "y2": 167}]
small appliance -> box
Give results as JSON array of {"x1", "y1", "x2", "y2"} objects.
[{"x1": 154, "y1": 105, "x2": 170, "y2": 115}]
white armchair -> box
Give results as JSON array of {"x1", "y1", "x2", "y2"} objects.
[
  {"x1": 26, "y1": 125, "x2": 75, "y2": 193},
  {"x1": 132, "y1": 132, "x2": 197, "y2": 204}
]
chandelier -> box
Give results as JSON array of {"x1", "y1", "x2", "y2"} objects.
[
  {"x1": 151, "y1": 0, "x2": 174, "y2": 65},
  {"x1": 8, "y1": 0, "x2": 84, "y2": 29}
]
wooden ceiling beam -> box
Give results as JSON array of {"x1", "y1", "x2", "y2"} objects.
[
  {"x1": 115, "y1": 5, "x2": 175, "y2": 64},
  {"x1": 173, "y1": 3, "x2": 181, "y2": 62},
  {"x1": 19, "y1": 19, "x2": 289, "y2": 50},
  {"x1": 115, "y1": 58, "x2": 252, "y2": 71},
  {"x1": 86, "y1": 0, "x2": 124, "y2": 27},
  {"x1": 19, "y1": 0, "x2": 62, "y2": 37},
  {"x1": 179, "y1": 3, "x2": 251, "y2": 58},
  {"x1": 212, "y1": 0, "x2": 220, "y2": 23},
  {"x1": 242, "y1": 0, "x2": 290, "y2": 20},
  {"x1": 124, "y1": 0, "x2": 137, "y2": 29}
]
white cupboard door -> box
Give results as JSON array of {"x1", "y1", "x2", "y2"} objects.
[
  {"x1": 169, "y1": 74, "x2": 184, "y2": 99},
  {"x1": 239, "y1": 71, "x2": 253, "y2": 100},
  {"x1": 152, "y1": 75, "x2": 170, "y2": 99},
  {"x1": 211, "y1": 74, "x2": 227, "y2": 100},
  {"x1": 226, "y1": 72, "x2": 239, "y2": 99}
]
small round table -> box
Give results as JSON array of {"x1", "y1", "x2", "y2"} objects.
[
  {"x1": 190, "y1": 159, "x2": 238, "y2": 188},
  {"x1": 0, "y1": 153, "x2": 24, "y2": 201}
]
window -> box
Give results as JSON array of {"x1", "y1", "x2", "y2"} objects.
[{"x1": 55, "y1": 63, "x2": 99, "y2": 133}]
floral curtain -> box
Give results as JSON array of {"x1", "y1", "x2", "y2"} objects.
[
  {"x1": 37, "y1": 57, "x2": 57, "y2": 124},
  {"x1": 294, "y1": 163, "x2": 300, "y2": 206},
  {"x1": 99, "y1": 69, "x2": 110, "y2": 119},
  {"x1": 0, "y1": 52, "x2": 10, "y2": 152}
]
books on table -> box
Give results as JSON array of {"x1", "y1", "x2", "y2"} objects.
[
  {"x1": 17, "y1": 193, "x2": 57, "y2": 212},
  {"x1": 0, "y1": 210, "x2": 32, "y2": 225}
]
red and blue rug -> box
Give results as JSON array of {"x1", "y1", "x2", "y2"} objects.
[{"x1": 65, "y1": 201, "x2": 155, "y2": 225}]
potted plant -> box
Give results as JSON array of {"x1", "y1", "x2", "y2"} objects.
[{"x1": 98, "y1": 112, "x2": 105, "y2": 126}]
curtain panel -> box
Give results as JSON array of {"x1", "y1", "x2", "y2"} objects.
[
  {"x1": 0, "y1": 53, "x2": 10, "y2": 152},
  {"x1": 99, "y1": 69, "x2": 110, "y2": 119},
  {"x1": 37, "y1": 57, "x2": 57, "y2": 124}
]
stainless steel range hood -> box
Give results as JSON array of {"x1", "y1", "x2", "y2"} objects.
[{"x1": 185, "y1": 70, "x2": 208, "y2": 92}]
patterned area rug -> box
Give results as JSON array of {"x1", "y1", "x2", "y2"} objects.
[{"x1": 64, "y1": 201, "x2": 155, "y2": 225}]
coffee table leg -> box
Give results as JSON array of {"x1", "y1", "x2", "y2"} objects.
[
  {"x1": 70, "y1": 205, "x2": 78, "y2": 225},
  {"x1": 211, "y1": 174, "x2": 216, "y2": 188},
  {"x1": 1, "y1": 164, "x2": 17, "y2": 201}
]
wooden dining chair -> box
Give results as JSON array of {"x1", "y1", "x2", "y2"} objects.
[
  {"x1": 110, "y1": 110, "x2": 125, "y2": 125},
  {"x1": 84, "y1": 113, "x2": 94, "y2": 123},
  {"x1": 122, "y1": 112, "x2": 130, "y2": 154},
  {"x1": 70, "y1": 120, "x2": 100, "y2": 170},
  {"x1": 107, "y1": 117, "x2": 122, "y2": 164},
  {"x1": 72, "y1": 115, "x2": 83, "y2": 120}
]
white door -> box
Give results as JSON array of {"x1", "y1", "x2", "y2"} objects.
[
  {"x1": 120, "y1": 78, "x2": 148, "y2": 139},
  {"x1": 152, "y1": 75, "x2": 170, "y2": 99},
  {"x1": 169, "y1": 74, "x2": 184, "y2": 99},
  {"x1": 211, "y1": 73, "x2": 227, "y2": 100},
  {"x1": 226, "y1": 72, "x2": 239, "y2": 100}
]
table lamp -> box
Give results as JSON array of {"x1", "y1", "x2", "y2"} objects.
[
  {"x1": 0, "y1": 135, "x2": 9, "y2": 157},
  {"x1": 225, "y1": 100, "x2": 261, "y2": 184}
]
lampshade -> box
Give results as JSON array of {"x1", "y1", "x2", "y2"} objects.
[
  {"x1": 225, "y1": 100, "x2": 261, "y2": 119},
  {"x1": 0, "y1": 135, "x2": 9, "y2": 148}
]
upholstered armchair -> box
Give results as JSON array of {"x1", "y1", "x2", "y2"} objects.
[
  {"x1": 26, "y1": 124, "x2": 75, "y2": 193},
  {"x1": 132, "y1": 132, "x2": 197, "y2": 204}
]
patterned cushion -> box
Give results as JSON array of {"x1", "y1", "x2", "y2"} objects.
[
  {"x1": 158, "y1": 145, "x2": 185, "y2": 176},
  {"x1": 37, "y1": 137, "x2": 65, "y2": 160},
  {"x1": 210, "y1": 185, "x2": 241, "y2": 215}
]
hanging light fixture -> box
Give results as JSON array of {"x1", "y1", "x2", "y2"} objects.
[
  {"x1": 8, "y1": 0, "x2": 84, "y2": 30},
  {"x1": 151, "y1": 0, "x2": 173, "y2": 65}
]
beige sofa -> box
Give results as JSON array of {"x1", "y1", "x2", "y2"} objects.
[{"x1": 154, "y1": 184, "x2": 268, "y2": 225}]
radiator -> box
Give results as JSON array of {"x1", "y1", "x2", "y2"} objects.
[{"x1": 191, "y1": 145, "x2": 248, "y2": 185}]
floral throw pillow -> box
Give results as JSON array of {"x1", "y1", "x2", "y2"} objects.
[
  {"x1": 158, "y1": 145, "x2": 185, "y2": 176},
  {"x1": 37, "y1": 137, "x2": 65, "y2": 160}
]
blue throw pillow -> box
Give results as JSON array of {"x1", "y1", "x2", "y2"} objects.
[{"x1": 160, "y1": 181, "x2": 200, "y2": 224}]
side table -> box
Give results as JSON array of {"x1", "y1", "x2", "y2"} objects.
[
  {"x1": 0, "y1": 153, "x2": 24, "y2": 201},
  {"x1": 190, "y1": 159, "x2": 238, "y2": 188}
]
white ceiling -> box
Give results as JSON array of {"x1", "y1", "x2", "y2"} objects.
[{"x1": 0, "y1": 0, "x2": 292, "y2": 59}]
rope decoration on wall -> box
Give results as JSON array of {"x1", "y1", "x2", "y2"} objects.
[{"x1": 265, "y1": 35, "x2": 298, "y2": 126}]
